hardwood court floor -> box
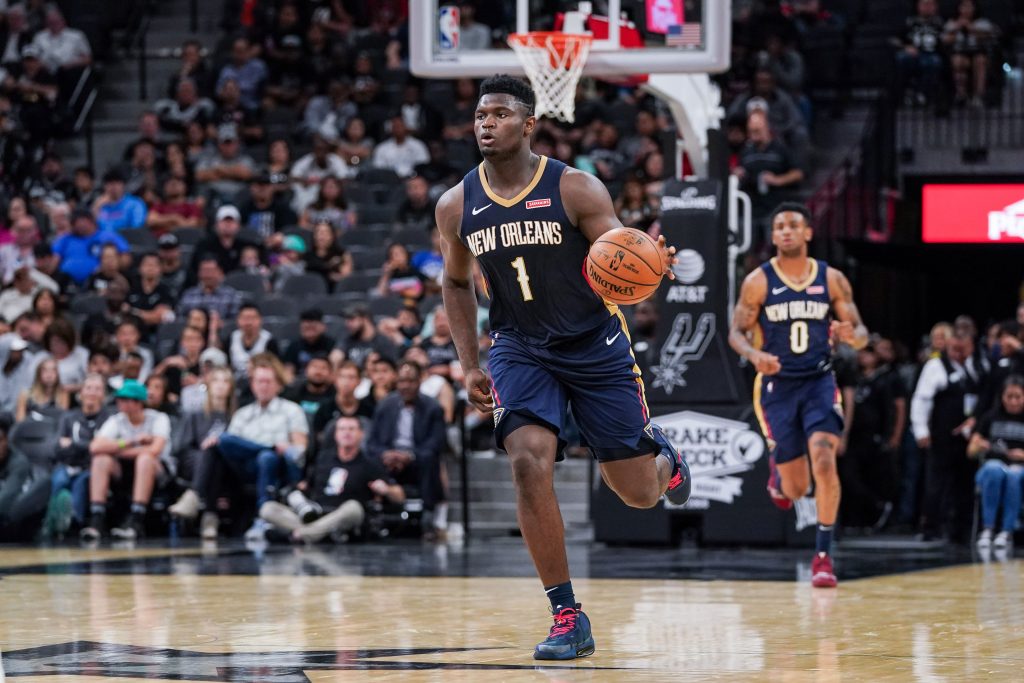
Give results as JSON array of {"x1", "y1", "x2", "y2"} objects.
[{"x1": 1, "y1": 542, "x2": 1022, "y2": 681}]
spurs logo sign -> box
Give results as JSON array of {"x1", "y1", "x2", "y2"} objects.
[
  {"x1": 652, "y1": 410, "x2": 765, "y2": 508},
  {"x1": 650, "y1": 313, "x2": 715, "y2": 393}
]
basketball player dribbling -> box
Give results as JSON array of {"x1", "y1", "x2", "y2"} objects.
[
  {"x1": 437, "y1": 76, "x2": 692, "y2": 660},
  {"x1": 729, "y1": 203, "x2": 869, "y2": 588}
]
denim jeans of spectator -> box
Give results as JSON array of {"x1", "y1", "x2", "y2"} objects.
[
  {"x1": 896, "y1": 51, "x2": 943, "y2": 98},
  {"x1": 50, "y1": 466, "x2": 90, "y2": 525},
  {"x1": 975, "y1": 459, "x2": 1023, "y2": 532},
  {"x1": 217, "y1": 434, "x2": 302, "y2": 508}
]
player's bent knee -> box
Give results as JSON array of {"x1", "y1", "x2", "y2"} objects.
[{"x1": 619, "y1": 489, "x2": 661, "y2": 509}]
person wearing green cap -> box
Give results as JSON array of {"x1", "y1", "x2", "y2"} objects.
[
  {"x1": 81, "y1": 378, "x2": 172, "y2": 542},
  {"x1": 273, "y1": 233, "x2": 308, "y2": 293}
]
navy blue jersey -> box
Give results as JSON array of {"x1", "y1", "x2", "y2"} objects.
[
  {"x1": 757, "y1": 258, "x2": 832, "y2": 378},
  {"x1": 460, "y1": 156, "x2": 612, "y2": 345}
]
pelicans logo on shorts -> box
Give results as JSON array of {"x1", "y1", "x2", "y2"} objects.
[{"x1": 492, "y1": 407, "x2": 506, "y2": 427}]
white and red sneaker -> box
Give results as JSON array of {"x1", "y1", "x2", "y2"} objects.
[
  {"x1": 767, "y1": 454, "x2": 793, "y2": 511},
  {"x1": 811, "y1": 553, "x2": 837, "y2": 588}
]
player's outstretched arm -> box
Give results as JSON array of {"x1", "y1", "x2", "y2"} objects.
[
  {"x1": 437, "y1": 183, "x2": 494, "y2": 414},
  {"x1": 729, "y1": 269, "x2": 781, "y2": 375},
  {"x1": 561, "y1": 168, "x2": 677, "y2": 279},
  {"x1": 827, "y1": 267, "x2": 869, "y2": 350}
]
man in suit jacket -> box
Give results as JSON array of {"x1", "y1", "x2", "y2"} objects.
[{"x1": 367, "y1": 360, "x2": 446, "y2": 537}]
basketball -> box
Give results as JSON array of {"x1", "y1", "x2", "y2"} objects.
[{"x1": 586, "y1": 228, "x2": 666, "y2": 305}]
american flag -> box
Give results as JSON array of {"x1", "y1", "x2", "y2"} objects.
[{"x1": 666, "y1": 23, "x2": 701, "y2": 47}]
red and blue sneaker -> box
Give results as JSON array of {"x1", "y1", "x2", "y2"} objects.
[
  {"x1": 766, "y1": 454, "x2": 793, "y2": 510},
  {"x1": 650, "y1": 423, "x2": 691, "y2": 506},
  {"x1": 811, "y1": 553, "x2": 838, "y2": 588},
  {"x1": 534, "y1": 604, "x2": 595, "y2": 660}
]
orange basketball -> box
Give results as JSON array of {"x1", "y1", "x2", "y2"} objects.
[{"x1": 586, "y1": 227, "x2": 665, "y2": 305}]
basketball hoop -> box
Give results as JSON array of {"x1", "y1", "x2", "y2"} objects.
[{"x1": 508, "y1": 32, "x2": 593, "y2": 123}]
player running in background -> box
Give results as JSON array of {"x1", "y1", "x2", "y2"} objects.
[
  {"x1": 437, "y1": 75, "x2": 690, "y2": 660},
  {"x1": 729, "y1": 202, "x2": 868, "y2": 588}
]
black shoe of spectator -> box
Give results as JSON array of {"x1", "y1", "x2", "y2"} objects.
[
  {"x1": 111, "y1": 513, "x2": 145, "y2": 541},
  {"x1": 80, "y1": 512, "x2": 106, "y2": 542}
]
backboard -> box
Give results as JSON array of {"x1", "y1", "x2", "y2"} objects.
[{"x1": 410, "y1": 0, "x2": 730, "y2": 79}]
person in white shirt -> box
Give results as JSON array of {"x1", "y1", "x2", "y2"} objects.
[
  {"x1": 30, "y1": 8, "x2": 92, "y2": 73},
  {"x1": 207, "y1": 354, "x2": 309, "y2": 541},
  {"x1": 289, "y1": 135, "x2": 350, "y2": 212},
  {"x1": 81, "y1": 380, "x2": 171, "y2": 542},
  {"x1": 0, "y1": 266, "x2": 58, "y2": 325},
  {"x1": 371, "y1": 116, "x2": 430, "y2": 178}
]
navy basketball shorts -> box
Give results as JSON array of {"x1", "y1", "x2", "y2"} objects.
[
  {"x1": 753, "y1": 372, "x2": 844, "y2": 464},
  {"x1": 488, "y1": 313, "x2": 655, "y2": 462}
]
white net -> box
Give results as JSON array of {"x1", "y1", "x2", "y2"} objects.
[{"x1": 508, "y1": 32, "x2": 593, "y2": 123}]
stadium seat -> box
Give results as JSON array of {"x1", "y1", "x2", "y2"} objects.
[
  {"x1": 258, "y1": 296, "x2": 299, "y2": 319},
  {"x1": 358, "y1": 204, "x2": 399, "y2": 225},
  {"x1": 348, "y1": 246, "x2": 388, "y2": 272},
  {"x1": 9, "y1": 417, "x2": 59, "y2": 470},
  {"x1": 335, "y1": 273, "x2": 379, "y2": 296},
  {"x1": 279, "y1": 273, "x2": 328, "y2": 298},
  {"x1": 418, "y1": 295, "x2": 442, "y2": 316},
  {"x1": 154, "y1": 321, "x2": 187, "y2": 360},
  {"x1": 368, "y1": 296, "x2": 404, "y2": 319},
  {"x1": 224, "y1": 272, "x2": 269, "y2": 299},
  {"x1": 172, "y1": 227, "x2": 204, "y2": 246},
  {"x1": 121, "y1": 229, "x2": 158, "y2": 253},
  {"x1": 392, "y1": 226, "x2": 432, "y2": 250},
  {"x1": 264, "y1": 320, "x2": 300, "y2": 347},
  {"x1": 341, "y1": 227, "x2": 389, "y2": 248},
  {"x1": 357, "y1": 167, "x2": 401, "y2": 185}
]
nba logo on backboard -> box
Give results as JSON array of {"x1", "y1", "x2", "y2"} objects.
[{"x1": 439, "y1": 6, "x2": 460, "y2": 52}]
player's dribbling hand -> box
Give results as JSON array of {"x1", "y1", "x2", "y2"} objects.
[
  {"x1": 749, "y1": 350, "x2": 782, "y2": 375},
  {"x1": 465, "y1": 368, "x2": 494, "y2": 415},
  {"x1": 655, "y1": 234, "x2": 678, "y2": 280},
  {"x1": 830, "y1": 320, "x2": 856, "y2": 345}
]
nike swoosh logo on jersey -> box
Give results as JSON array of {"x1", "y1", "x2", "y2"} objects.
[
  {"x1": 471, "y1": 203, "x2": 493, "y2": 216},
  {"x1": 606, "y1": 332, "x2": 621, "y2": 346},
  {"x1": 772, "y1": 286, "x2": 788, "y2": 295}
]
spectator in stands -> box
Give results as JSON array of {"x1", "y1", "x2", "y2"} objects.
[
  {"x1": 155, "y1": 79, "x2": 215, "y2": 134},
  {"x1": 71, "y1": 166, "x2": 99, "y2": 208},
  {"x1": 312, "y1": 360, "x2": 375, "y2": 442},
  {"x1": 168, "y1": 40, "x2": 211, "y2": 98},
  {"x1": 304, "y1": 220, "x2": 351, "y2": 290},
  {"x1": 27, "y1": 153, "x2": 75, "y2": 206},
  {"x1": 0, "y1": 335, "x2": 35, "y2": 414},
  {"x1": 156, "y1": 233, "x2": 187, "y2": 297},
  {"x1": 897, "y1": 0, "x2": 946, "y2": 106},
  {"x1": 272, "y1": 234, "x2": 307, "y2": 292},
  {"x1": 441, "y1": 78, "x2": 478, "y2": 142},
  {"x1": 144, "y1": 374, "x2": 178, "y2": 417},
  {"x1": 403, "y1": 346, "x2": 457, "y2": 424},
  {"x1": 336, "y1": 117, "x2": 374, "y2": 167},
  {"x1": 0, "y1": 416, "x2": 49, "y2": 542},
  {"x1": 330, "y1": 304, "x2": 397, "y2": 370},
  {"x1": 372, "y1": 116, "x2": 430, "y2": 179},
  {"x1": 419, "y1": 306, "x2": 457, "y2": 380},
  {"x1": 733, "y1": 111, "x2": 804, "y2": 234},
  {"x1": 123, "y1": 112, "x2": 164, "y2": 162},
  {"x1": 179, "y1": 346, "x2": 228, "y2": 413},
  {"x1": 45, "y1": 374, "x2": 113, "y2": 537},
  {"x1": 367, "y1": 360, "x2": 447, "y2": 540},
  {"x1": 168, "y1": 365, "x2": 234, "y2": 539},
  {"x1": 210, "y1": 78, "x2": 264, "y2": 144},
  {"x1": 216, "y1": 37, "x2": 268, "y2": 112},
  {"x1": 377, "y1": 242, "x2": 423, "y2": 301},
  {"x1": 299, "y1": 176, "x2": 353, "y2": 232},
  {"x1": 0, "y1": 265, "x2": 57, "y2": 323},
  {"x1": 93, "y1": 169, "x2": 148, "y2": 232},
  {"x1": 305, "y1": 79, "x2": 357, "y2": 142},
  {"x1": 240, "y1": 173, "x2": 297, "y2": 245},
  {"x1": 45, "y1": 203, "x2": 73, "y2": 243},
  {"x1": 82, "y1": 379, "x2": 172, "y2": 541},
  {"x1": 396, "y1": 175, "x2": 435, "y2": 228},
  {"x1": 41, "y1": 317, "x2": 88, "y2": 392},
  {"x1": 153, "y1": 325, "x2": 205, "y2": 399},
  {"x1": 265, "y1": 138, "x2": 294, "y2": 193},
  {"x1": 225, "y1": 303, "x2": 279, "y2": 380},
  {"x1": 184, "y1": 120, "x2": 210, "y2": 164},
  {"x1": 190, "y1": 205, "x2": 258, "y2": 276},
  {"x1": 943, "y1": 0, "x2": 998, "y2": 107},
  {"x1": 415, "y1": 140, "x2": 461, "y2": 189},
  {"x1": 979, "y1": 322, "x2": 1024, "y2": 416},
  {"x1": 14, "y1": 356, "x2": 68, "y2": 421},
  {"x1": 969, "y1": 375, "x2": 1024, "y2": 552},
  {"x1": 0, "y1": 6, "x2": 32, "y2": 71},
  {"x1": 30, "y1": 8, "x2": 92, "y2": 75},
  {"x1": 177, "y1": 257, "x2": 243, "y2": 320},
  {"x1": 290, "y1": 135, "x2": 350, "y2": 213},
  {"x1": 458, "y1": 1, "x2": 491, "y2": 50},
  {"x1": 146, "y1": 177, "x2": 204, "y2": 235},
  {"x1": 614, "y1": 178, "x2": 655, "y2": 231},
  {"x1": 261, "y1": 415, "x2": 404, "y2": 543},
  {"x1": 112, "y1": 318, "x2": 153, "y2": 384},
  {"x1": 83, "y1": 243, "x2": 124, "y2": 295},
  {"x1": 283, "y1": 353, "x2": 335, "y2": 418},
  {"x1": 263, "y1": 36, "x2": 310, "y2": 110},
  {"x1": 80, "y1": 275, "x2": 132, "y2": 350},
  {"x1": 0, "y1": 216, "x2": 39, "y2": 284},
  {"x1": 32, "y1": 289, "x2": 60, "y2": 331},
  {"x1": 727, "y1": 68, "x2": 809, "y2": 166},
  {"x1": 206, "y1": 354, "x2": 308, "y2": 542},
  {"x1": 127, "y1": 252, "x2": 175, "y2": 339},
  {"x1": 282, "y1": 308, "x2": 335, "y2": 378},
  {"x1": 86, "y1": 346, "x2": 117, "y2": 391},
  {"x1": 195, "y1": 124, "x2": 256, "y2": 204},
  {"x1": 14, "y1": 45, "x2": 59, "y2": 150},
  {"x1": 911, "y1": 331, "x2": 984, "y2": 542}
]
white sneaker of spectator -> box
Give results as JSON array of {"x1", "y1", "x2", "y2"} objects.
[
  {"x1": 976, "y1": 528, "x2": 992, "y2": 550},
  {"x1": 245, "y1": 518, "x2": 270, "y2": 543},
  {"x1": 993, "y1": 530, "x2": 1011, "y2": 549},
  {"x1": 200, "y1": 511, "x2": 219, "y2": 541}
]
